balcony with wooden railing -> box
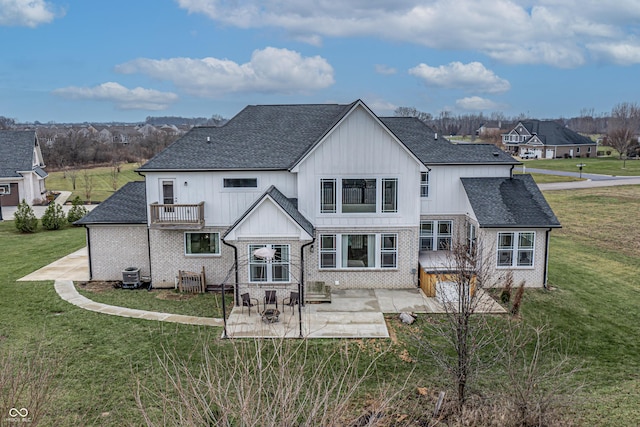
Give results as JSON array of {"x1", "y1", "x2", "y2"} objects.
[{"x1": 149, "y1": 202, "x2": 205, "y2": 229}]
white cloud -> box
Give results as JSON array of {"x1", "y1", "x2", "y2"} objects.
[
  {"x1": 174, "y1": 0, "x2": 640, "y2": 67},
  {"x1": 375, "y1": 64, "x2": 397, "y2": 75},
  {"x1": 115, "y1": 47, "x2": 334, "y2": 97},
  {"x1": 409, "y1": 62, "x2": 511, "y2": 94},
  {"x1": 588, "y1": 40, "x2": 640, "y2": 65},
  {"x1": 0, "y1": 0, "x2": 60, "y2": 27},
  {"x1": 455, "y1": 96, "x2": 502, "y2": 111},
  {"x1": 52, "y1": 82, "x2": 178, "y2": 110}
]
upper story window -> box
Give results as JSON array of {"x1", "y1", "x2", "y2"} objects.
[
  {"x1": 342, "y1": 179, "x2": 376, "y2": 213},
  {"x1": 497, "y1": 232, "x2": 535, "y2": 267},
  {"x1": 420, "y1": 172, "x2": 429, "y2": 198},
  {"x1": 382, "y1": 178, "x2": 398, "y2": 213},
  {"x1": 420, "y1": 220, "x2": 453, "y2": 251},
  {"x1": 320, "y1": 177, "x2": 398, "y2": 214},
  {"x1": 223, "y1": 178, "x2": 258, "y2": 188},
  {"x1": 320, "y1": 179, "x2": 336, "y2": 213},
  {"x1": 185, "y1": 232, "x2": 220, "y2": 256}
]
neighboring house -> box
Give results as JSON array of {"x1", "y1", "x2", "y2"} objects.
[
  {"x1": 502, "y1": 120, "x2": 597, "y2": 159},
  {"x1": 77, "y1": 100, "x2": 560, "y2": 302},
  {"x1": 0, "y1": 130, "x2": 48, "y2": 206}
]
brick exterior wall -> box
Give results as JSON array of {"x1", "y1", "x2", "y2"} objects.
[
  {"x1": 230, "y1": 239, "x2": 304, "y2": 304},
  {"x1": 303, "y1": 227, "x2": 420, "y2": 289},
  {"x1": 149, "y1": 227, "x2": 235, "y2": 288},
  {"x1": 477, "y1": 228, "x2": 549, "y2": 288},
  {"x1": 87, "y1": 225, "x2": 150, "y2": 281}
]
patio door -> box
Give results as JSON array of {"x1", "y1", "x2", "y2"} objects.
[{"x1": 159, "y1": 179, "x2": 176, "y2": 216}]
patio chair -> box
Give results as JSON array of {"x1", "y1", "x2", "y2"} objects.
[
  {"x1": 241, "y1": 292, "x2": 259, "y2": 316},
  {"x1": 283, "y1": 291, "x2": 299, "y2": 313},
  {"x1": 264, "y1": 290, "x2": 278, "y2": 311}
]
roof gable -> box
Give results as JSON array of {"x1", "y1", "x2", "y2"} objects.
[
  {"x1": 291, "y1": 100, "x2": 426, "y2": 172},
  {"x1": 223, "y1": 186, "x2": 313, "y2": 241},
  {"x1": 518, "y1": 120, "x2": 595, "y2": 146},
  {"x1": 0, "y1": 130, "x2": 41, "y2": 178}
]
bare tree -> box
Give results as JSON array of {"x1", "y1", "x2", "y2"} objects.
[
  {"x1": 415, "y1": 240, "x2": 505, "y2": 411},
  {"x1": 82, "y1": 169, "x2": 93, "y2": 203},
  {"x1": 136, "y1": 337, "x2": 402, "y2": 426},
  {"x1": 110, "y1": 163, "x2": 119, "y2": 191},
  {"x1": 607, "y1": 102, "x2": 640, "y2": 167}
]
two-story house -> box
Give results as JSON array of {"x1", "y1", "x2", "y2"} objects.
[
  {"x1": 0, "y1": 130, "x2": 48, "y2": 207},
  {"x1": 502, "y1": 120, "x2": 597, "y2": 159},
  {"x1": 77, "y1": 100, "x2": 560, "y2": 303}
]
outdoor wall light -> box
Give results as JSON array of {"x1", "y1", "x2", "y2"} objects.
[{"x1": 184, "y1": 181, "x2": 188, "y2": 186}]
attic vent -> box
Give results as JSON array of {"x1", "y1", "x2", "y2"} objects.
[{"x1": 493, "y1": 152, "x2": 499, "y2": 157}]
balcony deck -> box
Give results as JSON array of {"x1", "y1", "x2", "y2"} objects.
[{"x1": 150, "y1": 202, "x2": 204, "y2": 229}]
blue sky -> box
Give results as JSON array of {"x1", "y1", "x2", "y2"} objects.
[{"x1": 2, "y1": 0, "x2": 640, "y2": 123}]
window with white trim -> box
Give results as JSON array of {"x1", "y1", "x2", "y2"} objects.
[
  {"x1": 420, "y1": 171, "x2": 429, "y2": 197},
  {"x1": 382, "y1": 178, "x2": 398, "y2": 213},
  {"x1": 380, "y1": 234, "x2": 398, "y2": 268},
  {"x1": 249, "y1": 244, "x2": 290, "y2": 282},
  {"x1": 420, "y1": 220, "x2": 453, "y2": 251},
  {"x1": 497, "y1": 232, "x2": 535, "y2": 267},
  {"x1": 319, "y1": 234, "x2": 336, "y2": 268},
  {"x1": 185, "y1": 232, "x2": 220, "y2": 255},
  {"x1": 0, "y1": 184, "x2": 10, "y2": 194},
  {"x1": 342, "y1": 179, "x2": 376, "y2": 213},
  {"x1": 319, "y1": 233, "x2": 397, "y2": 269},
  {"x1": 467, "y1": 223, "x2": 477, "y2": 255},
  {"x1": 319, "y1": 177, "x2": 399, "y2": 214},
  {"x1": 320, "y1": 179, "x2": 336, "y2": 213}
]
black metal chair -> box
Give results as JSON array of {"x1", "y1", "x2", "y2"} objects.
[
  {"x1": 241, "y1": 292, "x2": 259, "y2": 316},
  {"x1": 264, "y1": 290, "x2": 278, "y2": 311},
  {"x1": 283, "y1": 291, "x2": 299, "y2": 313}
]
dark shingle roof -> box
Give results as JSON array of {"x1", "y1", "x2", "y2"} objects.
[
  {"x1": 75, "y1": 181, "x2": 147, "y2": 225},
  {"x1": 138, "y1": 101, "x2": 518, "y2": 172},
  {"x1": 223, "y1": 185, "x2": 314, "y2": 238},
  {"x1": 380, "y1": 117, "x2": 518, "y2": 164},
  {"x1": 461, "y1": 175, "x2": 561, "y2": 228},
  {"x1": 521, "y1": 120, "x2": 595, "y2": 146},
  {"x1": 0, "y1": 130, "x2": 38, "y2": 177},
  {"x1": 139, "y1": 103, "x2": 355, "y2": 171}
]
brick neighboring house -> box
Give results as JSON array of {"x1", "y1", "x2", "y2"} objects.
[
  {"x1": 77, "y1": 100, "x2": 560, "y2": 303},
  {"x1": 502, "y1": 120, "x2": 597, "y2": 159},
  {"x1": 0, "y1": 130, "x2": 48, "y2": 207}
]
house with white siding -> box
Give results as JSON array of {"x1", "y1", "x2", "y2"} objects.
[
  {"x1": 77, "y1": 100, "x2": 560, "y2": 303},
  {"x1": 0, "y1": 130, "x2": 48, "y2": 207}
]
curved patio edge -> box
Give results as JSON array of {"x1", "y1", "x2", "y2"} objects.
[{"x1": 54, "y1": 280, "x2": 224, "y2": 327}]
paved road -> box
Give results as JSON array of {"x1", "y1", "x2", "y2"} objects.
[{"x1": 514, "y1": 166, "x2": 640, "y2": 190}]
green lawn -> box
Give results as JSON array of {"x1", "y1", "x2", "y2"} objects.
[
  {"x1": 522, "y1": 172, "x2": 585, "y2": 184},
  {"x1": 523, "y1": 157, "x2": 640, "y2": 176},
  {"x1": 75, "y1": 283, "x2": 232, "y2": 318},
  {"x1": 1, "y1": 185, "x2": 639, "y2": 425},
  {"x1": 45, "y1": 163, "x2": 143, "y2": 203}
]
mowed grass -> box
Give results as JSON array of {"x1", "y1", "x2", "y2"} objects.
[
  {"x1": 1, "y1": 185, "x2": 639, "y2": 425},
  {"x1": 45, "y1": 163, "x2": 143, "y2": 202},
  {"x1": 523, "y1": 172, "x2": 585, "y2": 184},
  {"x1": 75, "y1": 283, "x2": 232, "y2": 318},
  {"x1": 524, "y1": 157, "x2": 640, "y2": 176}
]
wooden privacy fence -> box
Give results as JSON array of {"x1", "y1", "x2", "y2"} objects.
[{"x1": 178, "y1": 266, "x2": 206, "y2": 293}]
